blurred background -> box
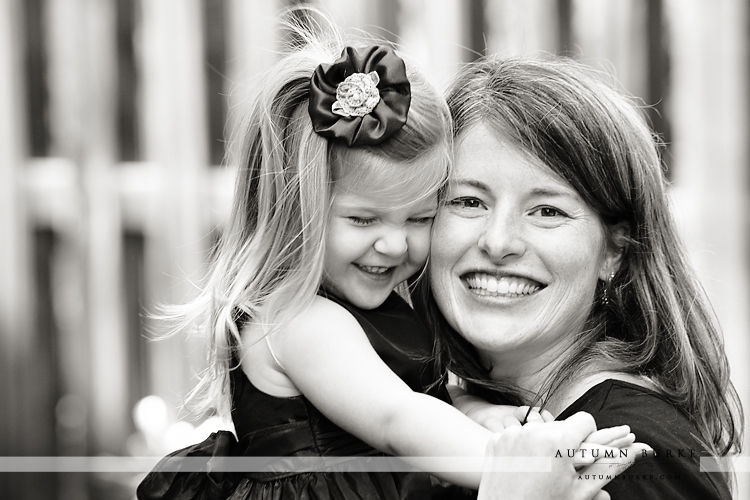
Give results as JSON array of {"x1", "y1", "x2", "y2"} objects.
[{"x1": 1, "y1": 0, "x2": 749, "y2": 498}]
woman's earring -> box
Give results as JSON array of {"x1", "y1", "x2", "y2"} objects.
[{"x1": 601, "y1": 271, "x2": 615, "y2": 306}]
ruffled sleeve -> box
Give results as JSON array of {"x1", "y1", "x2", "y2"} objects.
[{"x1": 137, "y1": 431, "x2": 240, "y2": 500}]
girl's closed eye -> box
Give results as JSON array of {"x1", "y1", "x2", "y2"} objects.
[
  {"x1": 348, "y1": 216, "x2": 377, "y2": 226},
  {"x1": 408, "y1": 215, "x2": 436, "y2": 225}
]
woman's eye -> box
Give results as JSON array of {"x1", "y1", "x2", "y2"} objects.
[
  {"x1": 348, "y1": 216, "x2": 376, "y2": 226},
  {"x1": 448, "y1": 197, "x2": 484, "y2": 209},
  {"x1": 531, "y1": 206, "x2": 568, "y2": 218}
]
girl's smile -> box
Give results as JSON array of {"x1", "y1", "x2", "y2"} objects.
[
  {"x1": 323, "y1": 185, "x2": 437, "y2": 310},
  {"x1": 353, "y1": 264, "x2": 399, "y2": 280}
]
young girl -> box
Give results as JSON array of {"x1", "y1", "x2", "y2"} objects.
[{"x1": 137, "y1": 21, "x2": 636, "y2": 500}]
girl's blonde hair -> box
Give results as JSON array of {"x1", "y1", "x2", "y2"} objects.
[{"x1": 170, "y1": 12, "x2": 451, "y2": 417}]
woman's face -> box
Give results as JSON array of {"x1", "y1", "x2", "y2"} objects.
[{"x1": 430, "y1": 124, "x2": 618, "y2": 376}]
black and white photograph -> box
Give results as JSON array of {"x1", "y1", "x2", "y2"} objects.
[{"x1": 1, "y1": 1, "x2": 748, "y2": 499}]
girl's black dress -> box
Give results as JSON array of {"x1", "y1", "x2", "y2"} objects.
[{"x1": 137, "y1": 292, "x2": 473, "y2": 500}]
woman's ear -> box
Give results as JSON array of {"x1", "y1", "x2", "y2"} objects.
[{"x1": 598, "y1": 221, "x2": 630, "y2": 280}]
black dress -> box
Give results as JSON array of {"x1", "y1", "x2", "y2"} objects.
[
  {"x1": 557, "y1": 379, "x2": 732, "y2": 500},
  {"x1": 137, "y1": 292, "x2": 473, "y2": 500}
]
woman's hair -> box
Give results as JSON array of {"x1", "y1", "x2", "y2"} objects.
[
  {"x1": 417, "y1": 56, "x2": 743, "y2": 458},
  {"x1": 167, "y1": 13, "x2": 451, "y2": 418}
]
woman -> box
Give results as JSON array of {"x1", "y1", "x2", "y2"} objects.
[{"x1": 417, "y1": 57, "x2": 743, "y2": 499}]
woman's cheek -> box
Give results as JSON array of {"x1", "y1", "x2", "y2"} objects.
[
  {"x1": 430, "y1": 213, "x2": 469, "y2": 302},
  {"x1": 432, "y1": 212, "x2": 471, "y2": 263},
  {"x1": 430, "y1": 216, "x2": 451, "y2": 273},
  {"x1": 412, "y1": 225, "x2": 433, "y2": 267}
]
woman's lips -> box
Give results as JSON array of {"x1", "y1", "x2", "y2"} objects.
[{"x1": 462, "y1": 272, "x2": 544, "y2": 297}]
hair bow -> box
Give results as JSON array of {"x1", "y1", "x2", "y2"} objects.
[{"x1": 309, "y1": 45, "x2": 411, "y2": 147}]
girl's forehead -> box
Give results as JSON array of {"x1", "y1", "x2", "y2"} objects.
[
  {"x1": 334, "y1": 146, "x2": 449, "y2": 197},
  {"x1": 335, "y1": 164, "x2": 444, "y2": 205},
  {"x1": 333, "y1": 181, "x2": 438, "y2": 211}
]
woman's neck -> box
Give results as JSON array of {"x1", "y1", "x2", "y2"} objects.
[
  {"x1": 484, "y1": 348, "x2": 651, "y2": 417},
  {"x1": 481, "y1": 340, "x2": 574, "y2": 401}
]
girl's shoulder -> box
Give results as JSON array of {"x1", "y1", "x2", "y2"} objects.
[
  {"x1": 287, "y1": 294, "x2": 363, "y2": 335},
  {"x1": 291, "y1": 293, "x2": 424, "y2": 345},
  {"x1": 273, "y1": 295, "x2": 371, "y2": 361},
  {"x1": 238, "y1": 295, "x2": 365, "y2": 399}
]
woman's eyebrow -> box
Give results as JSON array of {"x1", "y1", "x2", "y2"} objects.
[
  {"x1": 529, "y1": 186, "x2": 579, "y2": 199},
  {"x1": 450, "y1": 178, "x2": 490, "y2": 192}
]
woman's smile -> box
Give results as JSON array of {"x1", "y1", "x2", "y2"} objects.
[{"x1": 462, "y1": 272, "x2": 544, "y2": 298}]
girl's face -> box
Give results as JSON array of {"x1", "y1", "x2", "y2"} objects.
[
  {"x1": 323, "y1": 178, "x2": 437, "y2": 310},
  {"x1": 430, "y1": 124, "x2": 618, "y2": 377}
]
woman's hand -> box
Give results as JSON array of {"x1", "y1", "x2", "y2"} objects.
[{"x1": 477, "y1": 412, "x2": 648, "y2": 500}]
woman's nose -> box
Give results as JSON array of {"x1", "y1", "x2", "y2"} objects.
[
  {"x1": 478, "y1": 212, "x2": 526, "y2": 262},
  {"x1": 373, "y1": 227, "x2": 408, "y2": 257}
]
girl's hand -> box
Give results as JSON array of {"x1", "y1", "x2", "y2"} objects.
[
  {"x1": 477, "y1": 412, "x2": 648, "y2": 500},
  {"x1": 570, "y1": 425, "x2": 637, "y2": 468},
  {"x1": 515, "y1": 405, "x2": 555, "y2": 424},
  {"x1": 448, "y1": 385, "x2": 553, "y2": 431},
  {"x1": 584, "y1": 425, "x2": 636, "y2": 449}
]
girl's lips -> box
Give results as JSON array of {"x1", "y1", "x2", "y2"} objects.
[
  {"x1": 354, "y1": 263, "x2": 395, "y2": 281},
  {"x1": 462, "y1": 272, "x2": 545, "y2": 296}
]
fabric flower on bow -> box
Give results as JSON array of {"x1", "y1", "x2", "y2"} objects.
[
  {"x1": 332, "y1": 71, "x2": 380, "y2": 117},
  {"x1": 309, "y1": 45, "x2": 411, "y2": 147}
]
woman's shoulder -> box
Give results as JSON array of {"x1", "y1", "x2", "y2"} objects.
[
  {"x1": 560, "y1": 378, "x2": 700, "y2": 447},
  {"x1": 559, "y1": 379, "x2": 731, "y2": 500},
  {"x1": 561, "y1": 379, "x2": 687, "y2": 423}
]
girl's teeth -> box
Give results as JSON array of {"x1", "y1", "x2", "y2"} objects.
[{"x1": 361, "y1": 265, "x2": 389, "y2": 274}]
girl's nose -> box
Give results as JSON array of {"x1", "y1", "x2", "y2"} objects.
[
  {"x1": 373, "y1": 228, "x2": 408, "y2": 257},
  {"x1": 477, "y1": 212, "x2": 526, "y2": 262}
]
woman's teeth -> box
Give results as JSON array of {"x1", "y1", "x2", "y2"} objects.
[
  {"x1": 465, "y1": 273, "x2": 541, "y2": 296},
  {"x1": 358, "y1": 265, "x2": 390, "y2": 274}
]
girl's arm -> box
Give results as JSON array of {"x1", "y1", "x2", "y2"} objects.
[{"x1": 274, "y1": 295, "x2": 489, "y2": 488}]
